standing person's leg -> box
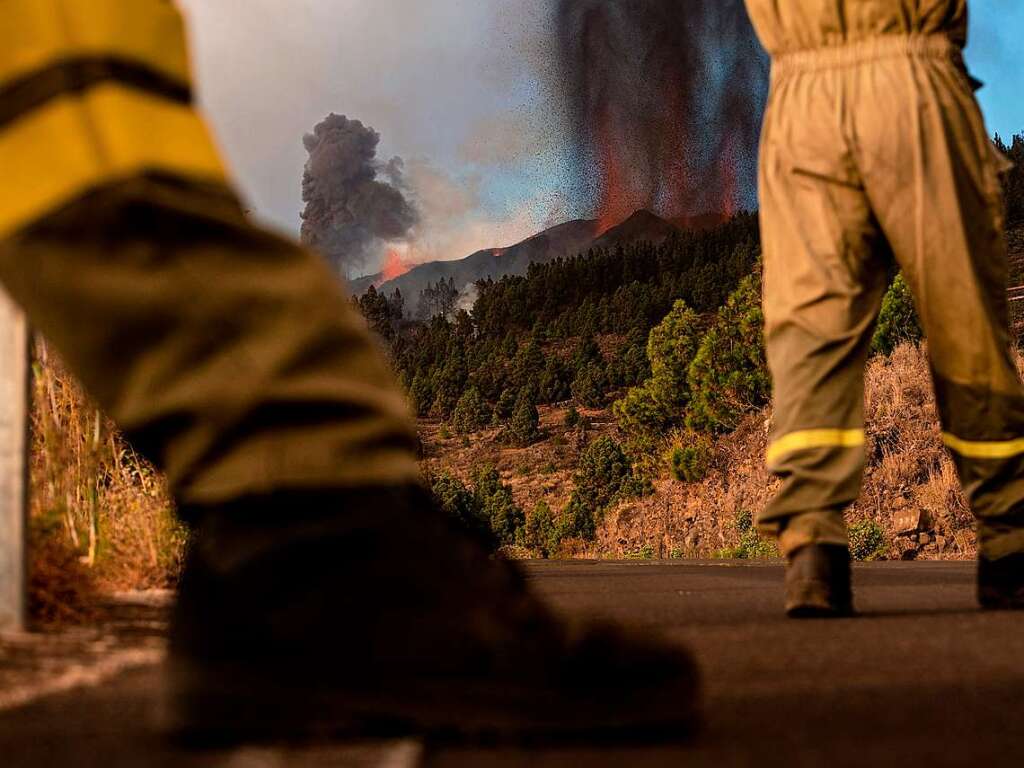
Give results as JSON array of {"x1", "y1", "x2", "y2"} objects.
[
  {"x1": 0, "y1": 0, "x2": 699, "y2": 744},
  {"x1": 757, "y1": 61, "x2": 890, "y2": 616},
  {"x1": 855, "y1": 39, "x2": 1024, "y2": 607}
]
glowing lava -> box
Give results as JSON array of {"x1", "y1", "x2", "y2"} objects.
[{"x1": 380, "y1": 249, "x2": 411, "y2": 282}]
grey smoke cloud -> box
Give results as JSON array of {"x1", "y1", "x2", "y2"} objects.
[{"x1": 300, "y1": 114, "x2": 419, "y2": 276}]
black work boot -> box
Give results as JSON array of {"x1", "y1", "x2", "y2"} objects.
[
  {"x1": 164, "y1": 486, "x2": 699, "y2": 746},
  {"x1": 978, "y1": 552, "x2": 1024, "y2": 609},
  {"x1": 784, "y1": 544, "x2": 854, "y2": 619}
]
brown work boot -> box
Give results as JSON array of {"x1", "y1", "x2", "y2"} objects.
[
  {"x1": 784, "y1": 544, "x2": 854, "y2": 619},
  {"x1": 164, "y1": 486, "x2": 699, "y2": 747},
  {"x1": 978, "y1": 553, "x2": 1024, "y2": 610}
]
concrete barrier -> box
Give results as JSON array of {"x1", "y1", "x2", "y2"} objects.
[{"x1": 0, "y1": 288, "x2": 28, "y2": 631}]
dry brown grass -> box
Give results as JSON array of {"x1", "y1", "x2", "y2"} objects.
[{"x1": 29, "y1": 340, "x2": 184, "y2": 614}]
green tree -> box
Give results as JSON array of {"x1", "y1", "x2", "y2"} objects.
[
  {"x1": 607, "y1": 329, "x2": 650, "y2": 388},
  {"x1": 430, "y1": 472, "x2": 493, "y2": 547},
  {"x1": 408, "y1": 370, "x2": 433, "y2": 418},
  {"x1": 613, "y1": 300, "x2": 704, "y2": 441},
  {"x1": 472, "y1": 466, "x2": 525, "y2": 547},
  {"x1": 560, "y1": 436, "x2": 643, "y2": 541},
  {"x1": 571, "y1": 362, "x2": 608, "y2": 408},
  {"x1": 521, "y1": 500, "x2": 558, "y2": 558},
  {"x1": 871, "y1": 273, "x2": 923, "y2": 356},
  {"x1": 687, "y1": 272, "x2": 771, "y2": 433},
  {"x1": 452, "y1": 386, "x2": 490, "y2": 434},
  {"x1": 506, "y1": 386, "x2": 542, "y2": 446},
  {"x1": 995, "y1": 132, "x2": 1024, "y2": 227},
  {"x1": 492, "y1": 386, "x2": 518, "y2": 425},
  {"x1": 572, "y1": 333, "x2": 603, "y2": 372}
]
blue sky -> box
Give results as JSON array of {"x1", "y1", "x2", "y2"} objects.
[
  {"x1": 178, "y1": 0, "x2": 1024, "y2": 266},
  {"x1": 967, "y1": 0, "x2": 1024, "y2": 142}
]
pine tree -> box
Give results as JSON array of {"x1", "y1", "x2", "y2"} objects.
[
  {"x1": 871, "y1": 273, "x2": 923, "y2": 356},
  {"x1": 430, "y1": 472, "x2": 494, "y2": 548},
  {"x1": 613, "y1": 299, "x2": 704, "y2": 440},
  {"x1": 559, "y1": 436, "x2": 641, "y2": 541},
  {"x1": 506, "y1": 386, "x2": 542, "y2": 446},
  {"x1": 687, "y1": 271, "x2": 771, "y2": 433},
  {"x1": 452, "y1": 386, "x2": 490, "y2": 434},
  {"x1": 571, "y1": 362, "x2": 608, "y2": 408},
  {"x1": 472, "y1": 466, "x2": 525, "y2": 547}
]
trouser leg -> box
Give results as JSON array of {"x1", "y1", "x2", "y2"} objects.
[
  {"x1": 757, "y1": 67, "x2": 889, "y2": 556},
  {"x1": 0, "y1": 175, "x2": 420, "y2": 509},
  {"x1": 856, "y1": 51, "x2": 1024, "y2": 559}
]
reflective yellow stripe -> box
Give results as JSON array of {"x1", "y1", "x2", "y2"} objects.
[
  {"x1": 942, "y1": 432, "x2": 1024, "y2": 460},
  {"x1": 0, "y1": 83, "x2": 225, "y2": 238},
  {"x1": 3, "y1": 0, "x2": 192, "y2": 87},
  {"x1": 766, "y1": 428, "x2": 865, "y2": 466}
]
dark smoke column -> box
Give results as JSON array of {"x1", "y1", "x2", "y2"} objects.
[
  {"x1": 300, "y1": 114, "x2": 418, "y2": 278},
  {"x1": 554, "y1": 0, "x2": 768, "y2": 230}
]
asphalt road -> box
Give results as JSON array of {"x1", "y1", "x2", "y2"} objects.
[{"x1": 3, "y1": 560, "x2": 1024, "y2": 767}]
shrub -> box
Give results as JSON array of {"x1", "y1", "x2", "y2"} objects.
[
  {"x1": 625, "y1": 544, "x2": 656, "y2": 560},
  {"x1": 872, "y1": 274, "x2": 922, "y2": 356},
  {"x1": 687, "y1": 271, "x2": 771, "y2": 433},
  {"x1": 563, "y1": 406, "x2": 582, "y2": 428},
  {"x1": 716, "y1": 510, "x2": 778, "y2": 559},
  {"x1": 849, "y1": 519, "x2": 887, "y2": 561},
  {"x1": 668, "y1": 431, "x2": 714, "y2": 483},
  {"x1": 505, "y1": 386, "x2": 542, "y2": 447},
  {"x1": 452, "y1": 386, "x2": 490, "y2": 434},
  {"x1": 472, "y1": 466, "x2": 525, "y2": 547}
]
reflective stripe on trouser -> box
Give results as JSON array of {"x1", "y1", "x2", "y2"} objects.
[
  {"x1": 0, "y1": 2, "x2": 421, "y2": 507},
  {"x1": 758, "y1": 34, "x2": 1024, "y2": 559}
]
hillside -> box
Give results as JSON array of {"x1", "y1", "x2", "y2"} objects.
[
  {"x1": 420, "y1": 343, "x2": 982, "y2": 562},
  {"x1": 350, "y1": 210, "x2": 705, "y2": 316}
]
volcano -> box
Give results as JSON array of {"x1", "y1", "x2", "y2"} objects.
[{"x1": 352, "y1": 210, "x2": 722, "y2": 316}]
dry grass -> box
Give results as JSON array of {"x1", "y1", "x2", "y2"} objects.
[{"x1": 29, "y1": 340, "x2": 184, "y2": 618}]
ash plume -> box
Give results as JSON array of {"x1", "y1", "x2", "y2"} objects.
[
  {"x1": 553, "y1": 0, "x2": 768, "y2": 228},
  {"x1": 300, "y1": 114, "x2": 419, "y2": 276}
]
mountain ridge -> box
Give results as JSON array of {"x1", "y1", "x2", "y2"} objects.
[{"x1": 350, "y1": 209, "x2": 721, "y2": 315}]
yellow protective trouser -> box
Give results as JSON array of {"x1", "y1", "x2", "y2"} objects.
[
  {"x1": 0, "y1": 1, "x2": 420, "y2": 508},
  {"x1": 755, "y1": 31, "x2": 1022, "y2": 559}
]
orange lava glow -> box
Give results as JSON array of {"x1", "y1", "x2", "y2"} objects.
[
  {"x1": 380, "y1": 249, "x2": 411, "y2": 282},
  {"x1": 595, "y1": 107, "x2": 633, "y2": 235}
]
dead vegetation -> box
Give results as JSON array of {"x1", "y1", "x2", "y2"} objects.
[{"x1": 28, "y1": 341, "x2": 184, "y2": 623}]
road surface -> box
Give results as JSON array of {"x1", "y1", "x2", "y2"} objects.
[{"x1": 2, "y1": 560, "x2": 1023, "y2": 767}]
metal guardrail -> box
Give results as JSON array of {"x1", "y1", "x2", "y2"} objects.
[{"x1": 0, "y1": 288, "x2": 28, "y2": 632}]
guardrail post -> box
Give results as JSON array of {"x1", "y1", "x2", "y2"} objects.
[{"x1": 0, "y1": 288, "x2": 28, "y2": 632}]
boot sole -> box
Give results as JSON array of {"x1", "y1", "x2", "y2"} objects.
[{"x1": 163, "y1": 657, "x2": 700, "y2": 748}]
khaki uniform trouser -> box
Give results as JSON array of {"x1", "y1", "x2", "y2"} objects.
[
  {"x1": 1, "y1": 1, "x2": 420, "y2": 511},
  {"x1": 758, "y1": 34, "x2": 1023, "y2": 560}
]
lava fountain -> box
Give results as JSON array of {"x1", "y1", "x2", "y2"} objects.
[{"x1": 553, "y1": 0, "x2": 768, "y2": 230}]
